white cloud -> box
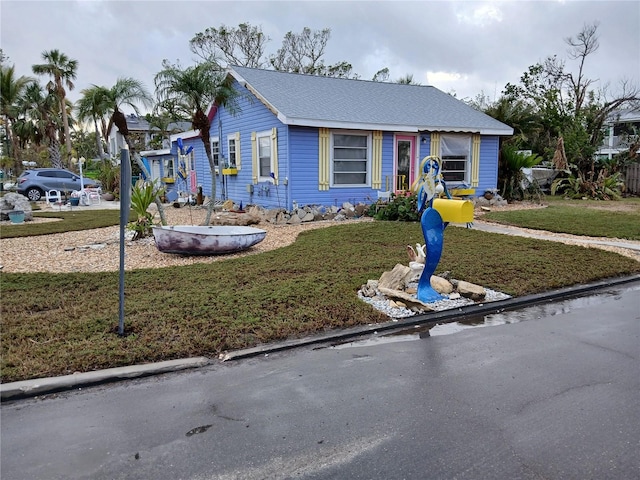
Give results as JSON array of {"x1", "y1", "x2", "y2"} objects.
[
  {"x1": 455, "y1": 2, "x2": 504, "y2": 26},
  {"x1": 1, "y1": 0, "x2": 637, "y2": 110}
]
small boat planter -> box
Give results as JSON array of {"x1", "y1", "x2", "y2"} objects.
[{"x1": 153, "y1": 225, "x2": 267, "y2": 255}]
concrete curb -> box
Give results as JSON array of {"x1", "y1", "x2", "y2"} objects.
[
  {"x1": 1, "y1": 357, "x2": 209, "y2": 402},
  {"x1": 3, "y1": 275, "x2": 639, "y2": 402},
  {"x1": 221, "y1": 274, "x2": 640, "y2": 360}
]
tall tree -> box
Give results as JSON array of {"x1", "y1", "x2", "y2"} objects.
[
  {"x1": 0, "y1": 64, "x2": 34, "y2": 161},
  {"x1": 18, "y1": 82, "x2": 64, "y2": 168},
  {"x1": 101, "y1": 77, "x2": 168, "y2": 224},
  {"x1": 145, "y1": 110, "x2": 184, "y2": 150},
  {"x1": 104, "y1": 77, "x2": 153, "y2": 146},
  {"x1": 76, "y1": 85, "x2": 111, "y2": 159},
  {"x1": 190, "y1": 22, "x2": 269, "y2": 68},
  {"x1": 269, "y1": 27, "x2": 356, "y2": 77},
  {"x1": 32, "y1": 49, "x2": 78, "y2": 168},
  {"x1": 501, "y1": 23, "x2": 639, "y2": 175},
  {"x1": 190, "y1": 23, "x2": 358, "y2": 78},
  {"x1": 372, "y1": 68, "x2": 390, "y2": 82},
  {"x1": 396, "y1": 74, "x2": 421, "y2": 85},
  {"x1": 155, "y1": 60, "x2": 238, "y2": 225}
]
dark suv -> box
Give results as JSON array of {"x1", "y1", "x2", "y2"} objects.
[{"x1": 17, "y1": 168, "x2": 101, "y2": 201}]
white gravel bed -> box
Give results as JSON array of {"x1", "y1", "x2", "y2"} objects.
[{"x1": 359, "y1": 288, "x2": 512, "y2": 319}]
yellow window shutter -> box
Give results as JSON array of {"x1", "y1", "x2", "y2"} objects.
[
  {"x1": 235, "y1": 132, "x2": 241, "y2": 170},
  {"x1": 372, "y1": 131, "x2": 382, "y2": 189},
  {"x1": 251, "y1": 132, "x2": 258, "y2": 184},
  {"x1": 430, "y1": 132, "x2": 440, "y2": 156},
  {"x1": 271, "y1": 127, "x2": 279, "y2": 185},
  {"x1": 318, "y1": 128, "x2": 330, "y2": 190},
  {"x1": 471, "y1": 134, "x2": 481, "y2": 186}
]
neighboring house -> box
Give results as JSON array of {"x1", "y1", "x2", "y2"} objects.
[
  {"x1": 170, "y1": 66, "x2": 513, "y2": 210},
  {"x1": 109, "y1": 114, "x2": 190, "y2": 188},
  {"x1": 596, "y1": 108, "x2": 640, "y2": 160},
  {"x1": 108, "y1": 114, "x2": 190, "y2": 157}
]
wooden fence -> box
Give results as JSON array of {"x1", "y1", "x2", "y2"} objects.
[{"x1": 624, "y1": 163, "x2": 640, "y2": 195}]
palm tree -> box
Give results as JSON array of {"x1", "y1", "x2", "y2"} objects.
[
  {"x1": 102, "y1": 77, "x2": 169, "y2": 224},
  {"x1": 396, "y1": 74, "x2": 421, "y2": 85},
  {"x1": 484, "y1": 96, "x2": 542, "y2": 148},
  {"x1": 32, "y1": 49, "x2": 78, "y2": 168},
  {"x1": 18, "y1": 82, "x2": 64, "y2": 168},
  {"x1": 76, "y1": 85, "x2": 111, "y2": 159},
  {"x1": 155, "y1": 61, "x2": 237, "y2": 225},
  {"x1": 0, "y1": 64, "x2": 34, "y2": 161}
]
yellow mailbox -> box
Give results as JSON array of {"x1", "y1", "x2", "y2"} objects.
[{"x1": 432, "y1": 198, "x2": 474, "y2": 224}]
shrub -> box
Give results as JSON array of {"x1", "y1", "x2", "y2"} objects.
[
  {"x1": 96, "y1": 160, "x2": 121, "y2": 197},
  {"x1": 551, "y1": 166, "x2": 624, "y2": 200},
  {"x1": 368, "y1": 192, "x2": 420, "y2": 221},
  {"x1": 129, "y1": 180, "x2": 165, "y2": 240},
  {"x1": 499, "y1": 144, "x2": 544, "y2": 201}
]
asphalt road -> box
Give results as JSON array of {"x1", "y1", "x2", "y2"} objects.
[{"x1": 2, "y1": 281, "x2": 639, "y2": 480}]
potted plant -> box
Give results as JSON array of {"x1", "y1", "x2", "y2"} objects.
[
  {"x1": 8, "y1": 210, "x2": 25, "y2": 224},
  {"x1": 69, "y1": 191, "x2": 81, "y2": 206}
]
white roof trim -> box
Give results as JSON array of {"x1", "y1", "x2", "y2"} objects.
[
  {"x1": 280, "y1": 115, "x2": 513, "y2": 135},
  {"x1": 170, "y1": 130, "x2": 200, "y2": 142},
  {"x1": 140, "y1": 149, "x2": 171, "y2": 156}
]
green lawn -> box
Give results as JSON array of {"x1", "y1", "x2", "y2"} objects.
[
  {"x1": 1, "y1": 210, "x2": 129, "y2": 238},
  {"x1": 2, "y1": 220, "x2": 639, "y2": 383},
  {"x1": 2, "y1": 197, "x2": 639, "y2": 382},
  {"x1": 482, "y1": 200, "x2": 640, "y2": 240}
]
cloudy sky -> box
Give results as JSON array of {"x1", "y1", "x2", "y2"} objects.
[{"x1": 2, "y1": 0, "x2": 638, "y2": 113}]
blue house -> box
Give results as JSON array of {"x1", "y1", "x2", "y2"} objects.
[{"x1": 170, "y1": 66, "x2": 513, "y2": 210}]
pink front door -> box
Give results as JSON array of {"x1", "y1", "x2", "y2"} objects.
[{"x1": 395, "y1": 135, "x2": 415, "y2": 192}]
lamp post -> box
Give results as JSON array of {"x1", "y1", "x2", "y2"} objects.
[{"x1": 78, "y1": 156, "x2": 85, "y2": 192}]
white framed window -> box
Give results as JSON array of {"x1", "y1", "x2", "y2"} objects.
[
  {"x1": 256, "y1": 130, "x2": 273, "y2": 180},
  {"x1": 227, "y1": 134, "x2": 238, "y2": 168},
  {"x1": 210, "y1": 137, "x2": 220, "y2": 168},
  {"x1": 163, "y1": 158, "x2": 175, "y2": 178},
  {"x1": 331, "y1": 131, "x2": 371, "y2": 186},
  {"x1": 440, "y1": 134, "x2": 471, "y2": 183}
]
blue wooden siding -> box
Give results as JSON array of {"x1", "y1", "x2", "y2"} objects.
[
  {"x1": 287, "y1": 127, "x2": 398, "y2": 208},
  {"x1": 477, "y1": 136, "x2": 499, "y2": 194},
  {"x1": 209, "y1": 82, "x2": 289, "y2": 209},
  {"x1": 183, "y1": 79, "x2": 502, "y2": 210}
]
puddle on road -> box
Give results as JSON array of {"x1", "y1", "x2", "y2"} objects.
[{"x1": 332, "y1": 284, "x2": 637, "y2": 349}]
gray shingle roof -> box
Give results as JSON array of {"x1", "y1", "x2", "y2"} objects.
[{"x1": 229, "y1": 66, "x2": 513, "y2": 135}]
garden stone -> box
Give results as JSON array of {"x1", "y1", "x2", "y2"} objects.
[
  {"x1": 0, "y1": 193, "x2": 33, "y2": 221},
  {"x1": 457, "y1": 280, "x2": 486, "y2": 300},
  {"x1": 360, "y1": 280, "x2": 378, "y2": 297},
  {"x1": 300, "y1": 211, "x2": 315, "y2": 222},
  {"x1": 286, "y1": 214, "x2": 301, "y2": 225},
  {"x1": 377, "y1": 286, "x2": 434, "y2": 312},
  {"x1": 430, "y1": 275, "x2": 454, "y2": 294},
  {"x1": 378, "y1": 264, "x2": 411, "y2": 291},
  {"x1": 354, "y1": 204, "x2": 368, "y2": 217}
]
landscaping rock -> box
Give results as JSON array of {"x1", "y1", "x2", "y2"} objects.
[
  {"x1": 457, "y1": 280, "x2": 486, "y2": 300},
  {"x1": 378, "y1": 264, "x2": 411, "y2": 290},
  {"x1": 0, "y1": 193, "x2": 33, "y2": 221},
  {"x1": 430, "y1": 275, "x2": 455, "y2": 294},
  {"x1": 377, "y1": 286, "x2": 434, "y2": 313},
  {"x1": 210, "y1": 211, "x2": 261, "y2": 226}
]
